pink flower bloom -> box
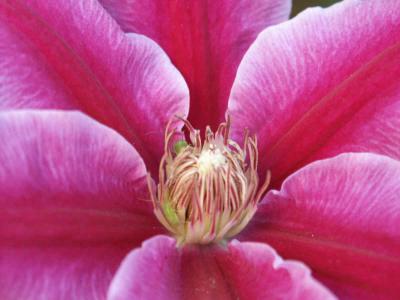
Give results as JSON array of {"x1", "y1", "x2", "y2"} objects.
[{"x1": 0, "y1": 0, "x2": 399, "y2": 299}]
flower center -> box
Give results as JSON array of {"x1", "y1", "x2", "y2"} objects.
[
  {"x1": 197, "y1": 148, "x2": 227, "y2": 173},
  {"x1": 147, "y1": 117, "x2": 270, "y2": 246}
]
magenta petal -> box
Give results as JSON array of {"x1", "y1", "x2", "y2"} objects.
[
  {"x1": 243, "y1": 153, "x2": 400, "y2": 299},
  {"x1": 0, "y1": 110, "x2": 163, "y2": 299},
  {"x1": 228, "y1": 1, "x2": 400, "y2": 185},
  {"x1": 108, "y1": 235, "x2": 335, "y2": 300},
  {"x1": 0, "y1": 109, "x2": 161, "y2": 244},
  {"x1": 99, "y1": 0, "x2": 291, "y2": 129},
  {"x1": 1, "y1": 247, "x2": 130, "y2": 300},
  {"x1": 0, "y1": 0, "x2": 189, "y2": 173}
]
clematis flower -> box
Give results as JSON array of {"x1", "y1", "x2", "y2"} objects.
[{"x1": 0, "y1": 0, "x2": 400, "y2": 299}]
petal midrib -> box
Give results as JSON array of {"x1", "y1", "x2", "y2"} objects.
[
  {"x1": 261, "y1": 227, "x2": 400, "y2": 263},
  {"x1": 1, "y1": 207, "x2": 161, "y2": 244}
]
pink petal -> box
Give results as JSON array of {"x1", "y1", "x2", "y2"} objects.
[
  {"x1": 0, "y1": 0, "x2": 189, "y2": 174},
  {"x1": 0, "y1": 246, "x2": 131, "y2": 300},
  {"x1": 108, "y1": 235, "x2": 335, "y2": 300},
  {"x1": 0, "y1": 110, "x2": 163, "y2": 299},
  {"x1": 242, "y1": 153, "x2": 400, "y2": 299},
  {"x1": 99, "y1": 0, "x2": 291, "y2": 130},
  {"x1": 228, "y1": 1, "x2": 400, "y2": 186}
]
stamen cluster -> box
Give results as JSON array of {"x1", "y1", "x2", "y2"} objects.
[{"x1": 148, "y1": 117, "x2": 270, "y2": 245}]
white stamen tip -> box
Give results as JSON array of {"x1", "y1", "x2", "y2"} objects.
[{"x1": 197, "y1": 149, "x2": 227, "y2": 173}]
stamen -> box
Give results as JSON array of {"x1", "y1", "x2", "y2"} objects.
[{"x1": 149, "y1": 117, "x2": 270, "y2": 246}]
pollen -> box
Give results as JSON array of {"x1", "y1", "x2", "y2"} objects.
[
  {"x1": 147, "y1": 116, "x2": 270, "y2": 246},
  {"x1": 197, "y1": 148, "x2": 227, "y2": 173}
]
